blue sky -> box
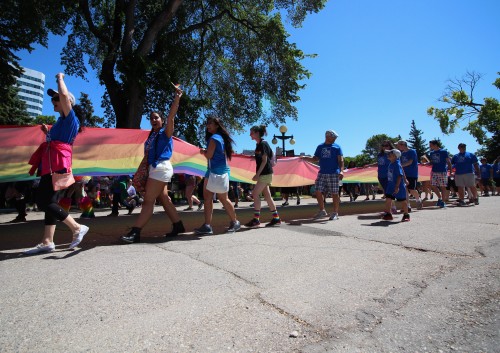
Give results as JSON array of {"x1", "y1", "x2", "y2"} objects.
[{"x1": 17, "y1": 0, "x2": 499, "y2": 158}]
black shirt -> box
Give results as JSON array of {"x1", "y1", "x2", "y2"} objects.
[{"x1": 255, "y1": 140, "x2": 273, "y2": 175}]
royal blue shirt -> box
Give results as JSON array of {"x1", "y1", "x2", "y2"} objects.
[
  {"x1": 377, "y1": 153, "x2": 390, "y2": 178},
  {"x1": 314, "y1": 143, "x2": 343, "y2": 174},
  {"x1": 148, "y1": 128, "x2": 173, "y2": 167},
  {"x1": 451, "y1": 152, "x2": 478, "y2": 175},
  {"x1": 386, "y1": 160, "x2": 407, "y2": 199},
  {"x1": 401, "y1": 149, "x2": 418, "y2": 178},
  {"x1": 208, "y1": 134, "x2": 229, "y2": 175},
  {"x1": 494, "y1": 163, "x2": 500, "y2": 178},
  {"x1": 429, "y1": 149, "x2": 449, "y2": 173},
  {"x1": 480, "y1": 163, "x2": 493, "y2": 179},
  {"x1": 47, "y1": 109, "x2": 79, "y2": 144}
]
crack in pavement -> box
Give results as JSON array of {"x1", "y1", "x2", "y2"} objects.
[
  {"x1": 281, "y1": 224, "x2": 479, "y2": 259},
  {"x1": 153, "y1": 244, "x2": 329, "y2": 338}
]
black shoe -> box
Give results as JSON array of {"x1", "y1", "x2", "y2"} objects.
[
  {"x1": 282, "y1": 201, "x2": 289, "y2": 206},
  {"x1": 9, "y1": 216, "x2": 26, "y2": 223},
  {"x1": 107, "y1": 212, "x2": 119, "y2": 217},
  {"x1": 166, "y1": 221, "x2": 185, "y2": 237},
  {"x1": 265, "y1": 218, "x2": 282, "y2": 227},
  {"x1": 121, "y1": 228, "x2": 141, "y2": 243},
  {"x1": 297, "y1": 199, "x2": 300, "y2": 205}
]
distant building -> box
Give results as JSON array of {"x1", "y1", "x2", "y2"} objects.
[
  {"x1": 241, "y1": 149, "x2": 255, "y2": 156},
  {"x1": 16, "y1": 67, "x2": 45, "y2": 118}
]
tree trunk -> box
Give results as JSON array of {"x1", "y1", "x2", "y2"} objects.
[{"x1": 124, "y1": 86, "x2": 145, "y2": 129}]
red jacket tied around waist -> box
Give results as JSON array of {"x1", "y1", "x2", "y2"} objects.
[{"x1": 29, "y1": 141, "x2": 73, "y2": 176}]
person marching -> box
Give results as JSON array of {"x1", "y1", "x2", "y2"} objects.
[
  {"x1": 396, "y1": 140, "x2": 423, "y2": 210},
  {"x1": 245, "y1": 125, "x2": 281, "y2": 228},
  {"x1": 307, "y1": 130, "x2": 344, "y2": 221},
  {"x1": 121, "y1": 85, "x2": 185, "y2": 243},
  {"x1": 24, "y1": 73, "x2": 89, "y2": 254},
  {"x1": 194, "y1": 116, "x2": 241, "y2": 235},
  {"x1": 451, "y1": 143, "x2": 480, "y2": 206},
  {"x1": 428, "y1": 139, "x2": 453, "y2": 208},
  {"x1": 381, "y1": 149, "x2": 410, "y2": 222}
]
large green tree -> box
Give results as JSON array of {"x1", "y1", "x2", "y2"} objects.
[
  {"x1": 60, "y1": 0, "x2": 326, "y2": 140},
  {"x1": 78, "y1": 93, "x2": 106, "y2": 127},
  {"x1": 0, "y1": 86, "x2": 32, "y2": 125},
  {"x1": 0, "y1": 0, "x2": 72, "y2": 101},
  {"x1": 427, "y1": 71, "x2": 500, "y2": 159},
  {"x1": 33, "y1": 115, "x2": 57, "y2": 125},
  {"x1": 407, "y1": 119, "x2": 428, "y2": 160},
  {"x1": 362, "y1": 133, "x2": 401, "y2": 162}
]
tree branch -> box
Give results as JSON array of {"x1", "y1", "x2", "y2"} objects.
[
  {"x1": 137, "y1": 0, "x2": 183, "y2": 56},
  {"x1": 121, "y1": 0, "x2": 137, "y2": 56},
  {"x1": 78, "y1": 0, "x2": 112, "y2": 47}
]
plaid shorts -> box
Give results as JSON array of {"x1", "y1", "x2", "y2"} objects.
[
  {"x1": 315, "y1": 173, "x2": 340, "y2": 194},
  {"x1": 431, "y1": 172, "x2": 448, "y2": 187}
]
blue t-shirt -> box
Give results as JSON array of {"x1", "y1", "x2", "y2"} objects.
[
  {"x1": 451, "y1": 152, "x2": 478, "y2": 175},
  {"x1": 147, "y1": 128, "x2": 173, "y2": 167},
  {"x1": 494, "y1": 163, "x2": 500, "y2": 178},
  {"x1": 429, "y1": 149, "x2": 449, "y2": 173},
  {"x1": 208, "y1": 134, "x2": 229, "y2": 175},
  {"x1": 377, "y1": 153, "x2": 390, "y2": 178},
  {"x1": 401, "y1": 149, "x2": 418, "y2": 178},
  {"x1": 47, "y1": 109, "x2": 79, "y2": 144},
  {"x1": 480, "y1": 163, "x2": 493, "y2": 179},
  {"x1": 314, "y1": 143, "x2": 343, "y2": 174},
  {"x1": 386, "y1": 160, "x2": 407, "y2": 199}
]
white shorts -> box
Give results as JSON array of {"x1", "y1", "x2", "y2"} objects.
[{"x1": 148, "y1": 160, "x2": 173, "y2": 182}]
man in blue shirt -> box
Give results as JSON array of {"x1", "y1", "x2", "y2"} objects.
[
  {"x1": 479, "y1": 157, "x2": 494, "y2": 196},
  {"x1": 397, "y1": 140, "x2": 422, "y2": 210},
  {"x1": 451, "y1": 143, "x2": 480, "y2": 206},
  {"x1": 429, "y1": 139, "x2": 453, "y2": 208},
  {"x1": 307, "y1": 130, "x2": 344, "y2": 220}
]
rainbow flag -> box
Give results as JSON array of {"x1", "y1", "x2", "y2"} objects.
[{"x1": 0, "y1": 126, "x2": 430, "y2": 185}]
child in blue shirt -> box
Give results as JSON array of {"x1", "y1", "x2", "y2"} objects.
[{"x1": 382, "y1": 149, "x2": 410, "y2": 222}]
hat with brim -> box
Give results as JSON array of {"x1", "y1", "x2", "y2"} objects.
[
  {"x1": 385, "y1": 148, "x2": 401, "y2": 158},
  {"x1": 325, "y1": 130, "x2": 339, "y2": 138},
  {"x1": 48, "y1": 88, "x2": 75, "y2": 106}
]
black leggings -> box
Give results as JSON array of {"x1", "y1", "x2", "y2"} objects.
[{"x1": 36, "y1": 174, "x2": 69, "y2": 225}]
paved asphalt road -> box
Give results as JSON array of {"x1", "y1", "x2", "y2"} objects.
[{"x1": 0, "y1": 196, "x2": 499, "y2": 352}]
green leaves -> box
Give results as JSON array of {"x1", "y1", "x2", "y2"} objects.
[
  {"x1": 58, "y1": 0, "x2": 326, "y2": 138},
  {"x1": 428, "y1": 71, "x2": 499, "y2": 150}
]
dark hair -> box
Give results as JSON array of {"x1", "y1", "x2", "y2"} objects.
[
  {"x1": 72, "y1": 105, "x2": 86, "y2": 132},
  {"x1": 205, "y1": 116, "x2": 235, "y2": 160},
  {"x1": 378, "y1": 140, "x2": 395, "y2": 154},
  {"x1": 429, "y1": 139, "x2": 441, "y2": 147},
  {"x1": 250, "y1": 125, "x2": 267, "y2": 138},
  {"x1": 148, "y1": 111, "x2": 166, "y2": 138}
]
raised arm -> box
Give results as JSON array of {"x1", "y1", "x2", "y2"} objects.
[
  {"x1": 56, "y1": 73, "x2": 72, "y2": 117},
  {"x1": 164, "y1": 84, "x2": 183, "y2": 138}
]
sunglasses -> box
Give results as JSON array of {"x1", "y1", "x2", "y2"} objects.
[
  {"x1": 382, "y1": 144, "x2": 390, "y2": 147},
  {"x1": 51, "y1": 96, "x2": 60, "y2": 102}
]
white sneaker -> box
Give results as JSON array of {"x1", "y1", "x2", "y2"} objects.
[
  {"x1": 69, "y1": 225, "x2": 89, "y2": 249},
  {"x1": 313, "y1": 209, "x2": 328, "y2": 219},
  {"x1": 329, "y1": 213, "x2": 339, "y2": 221},
  {"x1": 24, "y1": 242, "x2": 55, "y2": 255}
]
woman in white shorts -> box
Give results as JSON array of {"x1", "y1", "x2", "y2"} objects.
[{"x1": 121, "y1": 85, "x2": 185, "y2": 243}]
